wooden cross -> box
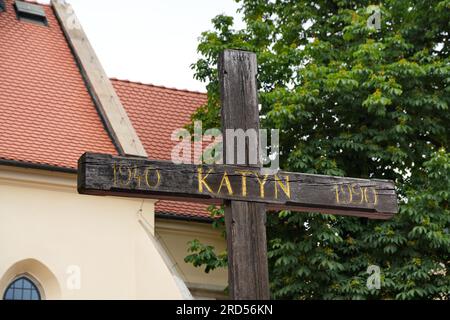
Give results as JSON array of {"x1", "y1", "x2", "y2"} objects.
[{"x1": 77, "y1": 50, "x2": 397, "y2": 300}]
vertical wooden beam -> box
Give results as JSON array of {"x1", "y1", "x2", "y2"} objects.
[{"x1": 219, "y1": 49, "x2": 270, "y2": 300}]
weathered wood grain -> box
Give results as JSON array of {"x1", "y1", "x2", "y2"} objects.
[
  {"x1": 78, "y1": 152, "x2": 398, "y2": 220},
  {"x1": 76, "y1": 48, "x2": 399, "y2": 301},
  {"x1": 219, "y1": 50, "x2": 269, "y2": 300},
  {"x1": 224, "y1": 201, "x2": 269, "y2": 300}
]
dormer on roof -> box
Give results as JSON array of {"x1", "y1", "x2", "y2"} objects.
[
  {"x1": 0, "y1": 0, "x2": 117, "y2": 169},
  {"x1": 14, "y1": 0, "x2": 48, "y2": 26}
]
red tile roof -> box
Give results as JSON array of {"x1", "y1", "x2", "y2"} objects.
[
  {"x1": 0, "y1": 0, "x2": 210, "y2": 219},
  {"x1": 112, "y1": 79, "x2": 211, "y2": 219},
  {"x1": 111, "y1": 79, "x2": 206, "y2": 161},
  {"x1": 0, "y1": 0, "x2": 117, "y2": 169}
]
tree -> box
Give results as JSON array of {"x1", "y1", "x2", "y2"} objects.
[{"x1": 185, "y1": 0, "x2": 450, "y2": 299}]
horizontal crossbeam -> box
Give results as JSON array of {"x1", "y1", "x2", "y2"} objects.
[{"x1": 78, "y1": 152, "x2": 398, "y2": 219}]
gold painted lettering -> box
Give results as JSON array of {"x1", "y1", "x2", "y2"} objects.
[
  {"x1": 235, "y1": 170, "x2": 252, "y2": 197},
  {"x1": 145, "y1": 166, "x2": 161, "y2": 188},
  {"x1": 254, "y1": 173, "x2": 269, "y2": 198},
  {"x1": 340, "y1": 184, "x2": 352, "y2": 204},
  {"x1": 198, "y1": 167, "x2": 214, "y2": 193},
  {"x1": 334, "y1": 184, "x2": 378, "y2": 206},
  {"x1": 113, "y1": 163, "x2": 118, "y2": 186},
  {"x1": 364, "y1": 187, "x2": 378, "y2": 205},
  {"x1": 133, "y1": 165, "x2": 143, "y2": 187},
  {"x1": 113, "y1": 164, "x2": 131, "y2": 186},
  {"x1": 351, "y1": 184, "x2": 364, "y2": 204},
  {"x1": 274, "y1": 174, "x2": 291, "y2": 199},
  {"x1": 217, "y1": 171, "x2": 233, "y2": 195},
  {"x1": 335, "y1": 185, "x2": 340, "y2": 204}
]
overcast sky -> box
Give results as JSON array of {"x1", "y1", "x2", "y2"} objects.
[{"x1": 40, "y1": 0, "x2": 244, "y2": 92}]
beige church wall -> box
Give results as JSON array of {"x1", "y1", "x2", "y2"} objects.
[
  {"x1": 0, "y1": 165, "x2": 184, "y2": 300},
  {"x1": 155, "y1": 219, "x2": 228, "y2": 299}
]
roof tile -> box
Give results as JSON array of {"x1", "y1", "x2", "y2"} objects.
[
  {"x1": 112, "y1": 79, "x2": 211, "y2": 218},
  {"x1": 0, "y1": 0, "x2": 210, "y2": 218},
  {"x1": 0, "y1": 0, "x2": 116, "y2": 169}
]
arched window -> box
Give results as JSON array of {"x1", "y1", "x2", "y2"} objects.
[{"x1": 3, "y1": 276, "x2": 41, "y2": 300}]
